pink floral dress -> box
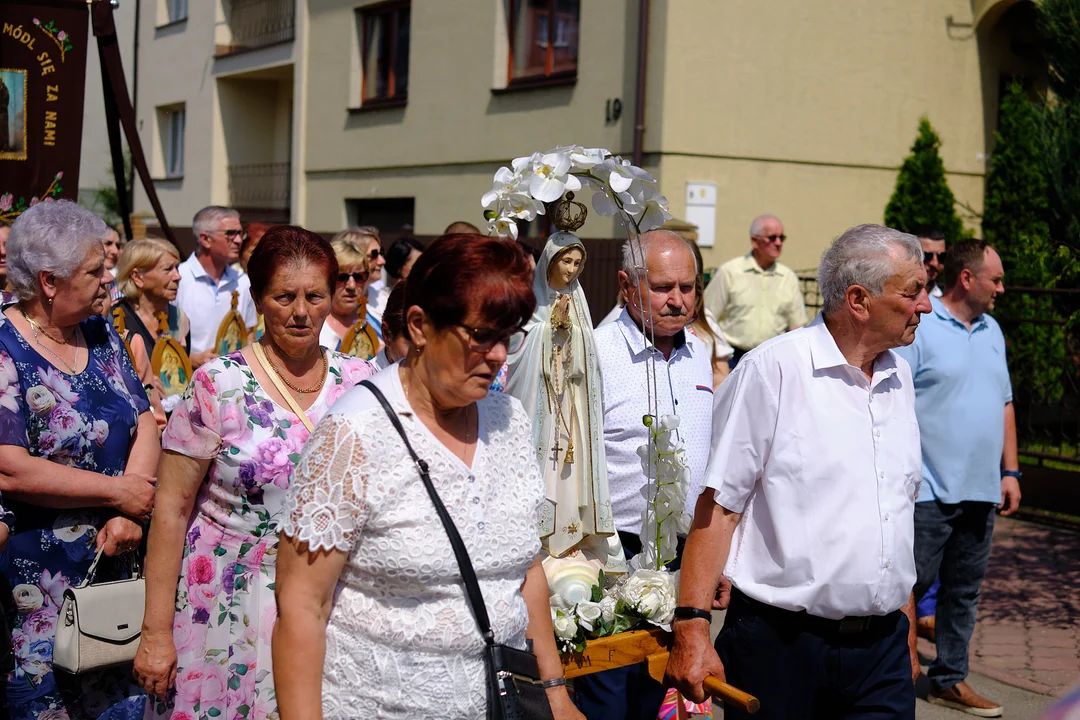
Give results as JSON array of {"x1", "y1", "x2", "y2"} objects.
[{"x1": 147, "y1": 350, "x2": 374, "y2": 720}]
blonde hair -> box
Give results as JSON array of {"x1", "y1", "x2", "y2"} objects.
[
  {"x1": 329, "y1": 229, "x2": 374, "y2": 272},
  {"x1": 116, "y1": 237, "x2": 182, "y2": 302}
]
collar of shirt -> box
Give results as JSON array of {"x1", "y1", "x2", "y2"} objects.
[
  {"x1": 806, "y1": 315, "x2": 900, "y2": 391},
  {"x1": 182, "y1": 253, "x2": 241, "y2": 289},
  {"x1": 614, "y1": 306, "x2": 694, "y2": 362},
  {"x1": 931, "y1": 295, "x2": 989, "y2": 333},
  {"x1": 738, "y1": 252, "x2": 778, "y2": 276}
]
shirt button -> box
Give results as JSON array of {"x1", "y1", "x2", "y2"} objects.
[
  {"x1": 469, "y1": 474, "x2": 476, "y2": 483},
  {"x1": 883, "y1": 560, "x2": 892, "y2": 569},
  {"x1": 879, "y1": 471, "x2": 885, "y2": 479},
  {"x1": 472, "y1": 496, "x2": 480, "y2": 504},
  {"x1": 874, "y1": 430, "x2": 881, "y2": 438},
  {"x1": 478, "y1": 521, "x2": 485, "y2": 531},
  {"x1": 883, "y1": 513, "x2": 890, "y2": 521}
]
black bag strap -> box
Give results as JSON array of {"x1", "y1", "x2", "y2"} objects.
[{"x1": 360, "y1": 380, "x2": 495, "y2": 645}]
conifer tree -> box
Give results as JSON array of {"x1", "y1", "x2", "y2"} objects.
[{"x1": 884, "y1": 118, "x2": 968, "y2": 241}]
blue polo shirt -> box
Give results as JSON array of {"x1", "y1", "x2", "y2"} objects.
[{"x1": 894, "y1": 297, "x2": 1012, "y2": 505}]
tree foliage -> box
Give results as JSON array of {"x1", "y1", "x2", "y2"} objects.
[
  {"x1": 884, "y1": 117, "x2": 968, "y2": 241},
  {"x1": 90, "y1": 149, "x2": 133, "y2": 227}
]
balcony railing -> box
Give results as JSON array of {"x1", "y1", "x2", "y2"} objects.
[
  {"x1": 218, "y1": 0, "x2": 295, "y2": 55},
  {"x1": 228, "y1": 162, "x2": 291, "y2": 211}
]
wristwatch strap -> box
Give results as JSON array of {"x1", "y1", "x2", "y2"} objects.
[
  {"x1": 1002, "y1": 470, "x2": 1022, "y2": 479},
  {"x1": 673, "y1": 606, "x2": 712, "y2": 622}
]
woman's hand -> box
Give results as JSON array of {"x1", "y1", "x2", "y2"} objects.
[
  {"x1": 547, "y1": 686, "x2": 585, "y2": 720},
  {"x1": 96, "y1": 515, "x2": 144, "y2": 556},
  {"x1": 133, "y1": 628, "x2": 178, "y2": 697},
  {"x1": 111, "y1": 473, "x2": 157, "y2": 521}
]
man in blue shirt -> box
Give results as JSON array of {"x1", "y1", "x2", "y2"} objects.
[{"x1": 895, "y1": 240, "x2": 1021, "y2": 717}]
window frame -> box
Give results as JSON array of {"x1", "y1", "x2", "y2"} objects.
[
  {"x1": 163, "y1": 106, "x2": 185, "y2": 179},
  {"x1": 358, "y1": 0, "x2": 410, "y2": 108},
  {"x1": 505, "y1": 0, "x2": 579, "y2": 87}
]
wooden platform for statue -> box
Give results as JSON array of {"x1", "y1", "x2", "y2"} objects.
[{"x1": 561, "y1": 628, "x2": 760, "y2": 714}]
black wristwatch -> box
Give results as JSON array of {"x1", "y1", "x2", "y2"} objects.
[
  {"x1": 673, "y1": 606, "x2": 712, "y2": 622},
  {"x1": 1002, "y1": 470, "x2": 1022, "y2": 480}
]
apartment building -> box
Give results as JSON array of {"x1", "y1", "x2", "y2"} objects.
[{"x1": 131, "y1": 0, "x2": 1042, "y2": 269}]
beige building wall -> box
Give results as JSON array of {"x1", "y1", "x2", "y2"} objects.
[{"x1": 655, "y1": 0, "x2": 988, "y2": 272}]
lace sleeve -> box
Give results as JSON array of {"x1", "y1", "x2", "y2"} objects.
[{"x1": 279, "y1": 413, "x2": 369, "y2": 553}]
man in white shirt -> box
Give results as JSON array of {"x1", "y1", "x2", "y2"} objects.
[
  {"x1": 576, "y1": 230, "x2": 713, "y2": 720},
  {"x1": 667, "y1": 224, "x2": 932, "y2": 719},
  {"x1": 176, "y1": 206, "x2": 258, "y2": 367}
]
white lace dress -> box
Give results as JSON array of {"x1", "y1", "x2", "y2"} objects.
[{"x1": 279, "y1": 367, "x2": 545, "y2": 719}]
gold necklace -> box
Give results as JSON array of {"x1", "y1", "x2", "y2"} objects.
[
  {"x1": 20, "y1": 306, "x2": 70, "y2": 346},
  {"x1": 262, "y1": 345, "x2": 327, "y2": 394},
  {"x1": 22, "y1": 311, "x2": 81, "y2": 375}
]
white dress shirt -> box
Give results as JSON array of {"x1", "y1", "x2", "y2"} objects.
[
  {"x1": 175, "y1": 254, "x2": 258, "y2": 355},
  {"x1": 595, "y1": 308, "x2": 714, "y2": 535},
  {"x1": 704, "y1": 315, "x2": 921, "y2": 619}
]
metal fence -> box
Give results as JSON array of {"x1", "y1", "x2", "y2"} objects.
[
  {"x1": 219, "y1": 0, "x2": 296, "y2": 54},
  {"x1": 228, "y1": 162, "x2": 291, "y2": 211}
]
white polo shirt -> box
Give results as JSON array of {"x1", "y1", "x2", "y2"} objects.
[
  {"x1": 175, "y1": 254, "x2": 258, "y2": 355},
  {"x1": 704, "y1": 315, "x2": 921, "y2": 619},
  {"x1": 595, "y1": 308, "x2": 714, "y2": 536}
]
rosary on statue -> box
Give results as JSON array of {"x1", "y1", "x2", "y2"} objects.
[{"x1": 546, "y1": 305, "x2": 576, "y2": 470}]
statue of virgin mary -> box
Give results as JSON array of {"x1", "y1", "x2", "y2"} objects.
[{"x1": 506, "y1": 231, "x2": 626, "y2": 574}]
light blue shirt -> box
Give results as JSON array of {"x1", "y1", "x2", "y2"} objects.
[{"x1": 894, "y1": 297, "x2": 1013, "y2": 505}]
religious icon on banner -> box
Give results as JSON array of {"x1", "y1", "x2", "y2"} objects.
[
  {"x1": 151, "y1": 312, "x2": 192, "y2": 397},
  {"x1": 340, "y1": 317, "x2": 379, "y2": 360},
  {"x1": 110, "y1": 305, "x2": 137, "y2": 367},
  {"x1": 215, "y1": 290, "x2": 247, "y2": 355},
  {"x1": 0, "y1": 69, "x2": 27, "y2": 160}
]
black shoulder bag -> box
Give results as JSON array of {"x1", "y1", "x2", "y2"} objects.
[{"x1": 361, "y1": 381, "x2": 555, "y2": 720}]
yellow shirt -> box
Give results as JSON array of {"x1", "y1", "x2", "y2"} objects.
[{"x1": 703, "y1": 253, "x2": 808, "y2": 350}]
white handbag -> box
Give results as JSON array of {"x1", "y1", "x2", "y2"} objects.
[{"x1": 53, "y1": 547, "x2": 145, "y2": 674}]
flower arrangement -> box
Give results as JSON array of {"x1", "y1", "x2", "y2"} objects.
[
  {"x1": 636, "y1": 414, "x2": 694, "y2": 571},
  {"x1": 481, "y1": 146, "x2": 672, "y2": 240}
]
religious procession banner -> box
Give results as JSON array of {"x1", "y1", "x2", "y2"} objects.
[{"x1": 0, "y1": 1, "x2": 89, "y2": 223}]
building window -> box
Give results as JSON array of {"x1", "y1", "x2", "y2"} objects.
[
  {"x1": 158, "y1": 105, "x2": 185, "y2": 178},
  {"x1": 167, "y1": 0, "x2": 187, "y2": 23},
  {"x1": 507, "y1": 0, "x2": 579, "y2": 83},
  {"x1": 359, "y1": 1, "x2": 410, "y2": 105}
]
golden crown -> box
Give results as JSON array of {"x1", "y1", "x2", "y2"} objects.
[{"x1": 552, "y1": 192, "x2": 588, "y2": 232}]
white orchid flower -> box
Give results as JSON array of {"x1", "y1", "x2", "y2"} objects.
[
  {"x1": 529, "y1": 152, "x2": 582, "y2": 203},
  {"x1": 570, "y1": 146, "x2": 608, "y2": 169},
  {"x1": 487, "y1": 216, "x2": 519, "y2": 240},
  {"x1": 481, "y1": 166, "x2": 517, "y2": 209},
  {"x1": 638, "y1": 195, "x2": 674, "y2": 233}
]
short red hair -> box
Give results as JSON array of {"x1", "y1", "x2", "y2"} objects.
[
  {"x1": 247, "y1": 226, "x2": 338, "y2": 299},
  {"x1": 404, "y1": 233, "x2": 535, "y2": 330}
]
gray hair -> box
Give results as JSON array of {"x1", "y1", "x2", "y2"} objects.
[
  {"x1": 750, "y1": 214, "x2": 781, "y2": 237},
  {"x1": 192, "y1": 206, "x2": 239, "y2": 242},
  {"x1": 818, "y1": 224, "x2": 922, "y2": 315},
  {"x1": 621, "y1": 230, "x2": 699, "y2": 284},
  {"x1": 7, "y1": 201, "x2": 110, "y2": 301}
]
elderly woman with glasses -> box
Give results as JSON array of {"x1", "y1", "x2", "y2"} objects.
[
  {"x1": 133, "y1": 227, "x2": 374, "y2": 720},
  {"x1": 319, "y1": 230, "x2": 377, "y2": 353},
  {"x1": 0, "y1": 201, "x2": 158, "y2": 720},
  {"x1": 274, "y1": 234, "x2": 583, "y2": 720}
]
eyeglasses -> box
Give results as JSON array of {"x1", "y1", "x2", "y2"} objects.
[
  {"x1": 924, "y1": 251, "x2": 947, "y2": 263},
  {"x1": 754, "y1": 234, "x2": 786, "y2": 243},
  {"x1": 222, "y1": 228, "x2": 248, "y2": 241},
  {"x1": 337, "y1": 271, "x2": 369, "y2": 284},
  {"x1": 453, "y1": 323, "x2": 528, "y2": 355}
]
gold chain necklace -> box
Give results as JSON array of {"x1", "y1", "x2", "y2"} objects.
[
  {"x1": 262, "y1": 345, "x2": 327, "y2": 394},
  {"x1": 21, "y1": 308, "x2": 80, "y2": 374},
  {"x1": 20, "y1": 307, "x2": 70, "y2": 346}
]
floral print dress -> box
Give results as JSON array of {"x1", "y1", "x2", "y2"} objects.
[
  {"x1": 149, "y1": 350, "x2": 374, "y2": 720},
  {"x1": 0, "y1": 314, "x2": 151, "y2": 720}
]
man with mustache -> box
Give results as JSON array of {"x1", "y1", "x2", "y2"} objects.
[
  {"x1": 577, "y1": 230, "x2": 713, "y2": 719},
  {"x1": 668, "y1": 224, "x2": 931, "y2": 720},
  {"x1": 894, "y1": 240, "x2": 1019, "y2": 717}
]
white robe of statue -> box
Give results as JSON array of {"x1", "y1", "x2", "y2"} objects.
[{"x1": 506, "y1": 232, "x2": 626, "y2": 574}]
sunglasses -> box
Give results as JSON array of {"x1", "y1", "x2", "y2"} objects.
[
  {"x1": 754, "y1": 234, "x2": 786, "y2": 243},
  {"x1": 453, "y1": 323, "x2": 528, "y2": 355},
  {"x1": 924, "y1": 251, "x2": 947, "y2": 263},
  {"x1": 370, "y1": 248, "x2": 382, "y2": 260},
  {"x1": 337, "y1": 271, "x2": 369, "y2": 284}
]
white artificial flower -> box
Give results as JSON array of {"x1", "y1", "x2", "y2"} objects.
[
  {"x1": 569, "y1": 146, "x2": 607, "y2": 169},
  {"x1": 576, "y1": 601, "x2": 603, "y2": 632},
  {"x1": 552, "y1": 612, "x2": 579, "y2": 640},
  {"x1": 529, "y1": 151, "x2": 582, "y2": 203},
  {"x1": 638, "y1": 195, "x2": 674, "y2": 233},
  {"x1": 598, "y1": 593, "x2": 619, "y2": 624},
  {"x1": 480, "y1": 166, "x2": 519, "y2": 209},
  {"x1": 487, "y1": 216, "x2": 519, "y2": 240},
  {"x1": 617, "y1": 569, "x2": 677, "y2": 627}
]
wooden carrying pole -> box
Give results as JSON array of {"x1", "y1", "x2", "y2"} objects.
[{"x1": 561, "y1": 629, "x2": 760, "y2": 714}]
